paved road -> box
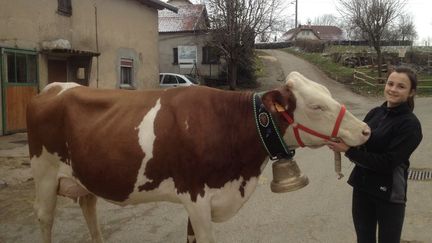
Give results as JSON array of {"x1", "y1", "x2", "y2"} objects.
[{"x1": 0, "y1": 50, "x2": 431, "y2": 243}]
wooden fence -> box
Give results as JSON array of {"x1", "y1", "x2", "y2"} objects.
[{"x1": 353, "y1": 70, "x2": 432, "y2": 89}]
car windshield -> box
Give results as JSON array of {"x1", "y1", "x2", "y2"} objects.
[{"x1": 185, "y1": 75, "x2": 199, "y2": 84}]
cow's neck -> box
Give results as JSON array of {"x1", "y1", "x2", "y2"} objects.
[
  {"x1": 210, "y1": 91, "x2": 270, "y2": 180},
  {"x1": 208, "y1": 90, "x2": 291, "y2": 179}
]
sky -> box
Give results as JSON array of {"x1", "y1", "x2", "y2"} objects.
[
  {"x1": 293, "y1": 0, "x2": 431, "y2": 45},
  {"x1": 176, "y1": 0, "x2": 432, "y2": 45}
]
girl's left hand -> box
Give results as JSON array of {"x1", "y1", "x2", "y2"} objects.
[{"x1": 325, "y1": 139, "x2": 350, "y2": 153}]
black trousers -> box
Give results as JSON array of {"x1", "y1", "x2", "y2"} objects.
[{"x1": 352, "y1": 189, "x2": 405, "y2": 243}]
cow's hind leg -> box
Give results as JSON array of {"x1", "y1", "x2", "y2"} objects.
[
  {"x1": 79, "y1": 194, "x2": 103, "y2": 243},
  {"x1": 31, "y1": 155, "x2": 59, "y2": 243}
]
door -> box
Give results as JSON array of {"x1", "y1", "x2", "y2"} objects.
[
  {"x1": 1, "y1": 49, "x2": 38, "y2": 134},
  {"x1": 48, "y1": 59, "x2": 67, "y2": 83}
]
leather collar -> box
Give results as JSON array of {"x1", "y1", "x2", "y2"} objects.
[{"x1": 253, "y1": 93, "x2": 295, "y2": 160}]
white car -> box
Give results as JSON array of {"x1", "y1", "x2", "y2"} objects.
[{"x1": 159, "y1": 73, "x2": 199, "y2": 88}]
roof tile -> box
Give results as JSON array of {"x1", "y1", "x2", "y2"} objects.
[
  {"x1": 282, "y1": 25, "x2": 344, "y2": 41},
  {"x1": 159, "y1": 4, "x2": 207, "y2": 32}
]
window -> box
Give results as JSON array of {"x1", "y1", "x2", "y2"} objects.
[
  {"x1": 163, "y1": 75, "x2": 178, "y2": 85},
  {"x1": 4, "y1": 51, "x2": 37, "y2": 84},
  {"x1": 120, "y1": 58, "x2": 133, "y2": 86},
  {"x1": 173, "y1": 48, "x2": 178, "y2": 64},
  {"x1": 177, "y1": 76, "x2": 186, "y2": 84},
  {"x1": 202, "y1": 46, "x2": 220, "y2": 64},
  {"x1": 58, "y1": 0, "x2": 72, "y2": 16}
]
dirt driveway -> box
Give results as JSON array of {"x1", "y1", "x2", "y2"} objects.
[{"x1": 0, "y1": 50, "x2": 431, "y2": 243}]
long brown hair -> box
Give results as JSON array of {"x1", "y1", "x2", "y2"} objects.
[{"x1": 389, "y1": 66, "x2": 418, "y2": 111}]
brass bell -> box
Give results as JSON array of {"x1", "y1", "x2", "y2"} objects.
[{"x1": 270, "y1": 158, "x2": 309, "y2": 193}]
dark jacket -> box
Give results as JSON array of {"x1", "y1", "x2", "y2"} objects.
[{"x1": 346, "y1": 102, "x2": 422, "y2": 203}]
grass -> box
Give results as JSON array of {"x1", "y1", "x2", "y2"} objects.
[
  {"x1": 325, "y1": 45, "x2": 432, "y2": 54},
  {"x1": 283, "y1": 48, "x2": 354, "y2": 83},
  {"x1": 282, "y1": 48, "x2": 355, "y2": 84},
  {"x1": 254, "y1": 51, "x2": 266, "y2": 78},
  {"x1": 282, "y1": 47, "x2": 432, "y2": 97}
]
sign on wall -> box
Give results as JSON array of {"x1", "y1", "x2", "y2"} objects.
[
  {"x1": 178, "y1": 45, "x2": 197, "y2": 69},
  {"x1": 398, "y1": 48, "x2": 407, "y2": 58}
]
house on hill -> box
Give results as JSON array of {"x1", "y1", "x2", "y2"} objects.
[
  {"x1": 158, "y1": 0, "x2": 221, "y2": 79},
  {"x1": 282, "y1": 24, "x2": 344, "y2": 42},
  {"x1": 0, "y1": 0, "x2": 176, "y2": 134}
]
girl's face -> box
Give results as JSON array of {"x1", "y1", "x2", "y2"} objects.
[{"x1": 384, "y1": 72, "x2": 414, "y2": 108}]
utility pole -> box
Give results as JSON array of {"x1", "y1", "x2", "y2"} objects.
[{"x1": 295, "y1": 0, "x2": 298, "y2": 28}]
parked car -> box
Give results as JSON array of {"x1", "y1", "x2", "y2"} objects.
[{"x1": 159, "y1": 73, "x2": 199, "y2": 88}]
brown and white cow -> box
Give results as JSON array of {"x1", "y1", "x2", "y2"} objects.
[{"x1": 27, "y1": 72, "x2": 370, "y2": 243}]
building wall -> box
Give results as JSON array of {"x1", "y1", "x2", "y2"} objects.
[
  {"x1": 159, "y1": 32, "x2": 222, "y2": 78},
  {"x1": 0, "y1": 0, "x2": 160, "y2": 90},
  {"x1": 90, "y1": 0, "x2": 160, "y2": 89},
  {"x1": 0, "y1": 0, "x2": 161, "y2": 134},
  {"x1": 295, "y1": 30, "x2": 319, "y2": 40}
]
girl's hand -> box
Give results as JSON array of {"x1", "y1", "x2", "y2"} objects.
[{"x1": 325, "y1": 139, "x2": 350, "y2": 153}]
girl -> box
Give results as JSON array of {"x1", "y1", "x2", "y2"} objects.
[{"x1": 326, "y1": 66, "x2": 423, "y2": 243}]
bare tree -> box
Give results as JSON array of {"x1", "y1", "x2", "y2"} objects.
[
  {"x1": 314, "y1": 14, "x2": 339, "y2": 26},
  {"x1": 398, "y1": 14, "x2": 417, "y2": 42},
  {"x1": 383, "y1": 13, "x2": 417, "y2": 43},
  {"x1": 206, "y1": 0, "x2": 285, "y2": 89},
  {"x1": 258, "y1": 18, "x2": 292, "y2": 43},
  {"x1": 338, "y1": 0, "x2": 406, "y2": 78},
  {"x1": 342, "y1": 22, "x2": 369, "y2": 40}
]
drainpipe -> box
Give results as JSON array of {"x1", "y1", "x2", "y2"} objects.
[{"x1": 94, "y1": 4, "x2": 99, "y2": 88}]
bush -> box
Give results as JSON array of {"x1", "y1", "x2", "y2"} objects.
[
  {"x1": 254, "y1": 42, "x2": 293, "y2": 49},
  {"x1": 203, "y1": 51, "x2": 261, "y2": 89},
  {"x1": 405, "y1": 50, "x2": 430, "y2": 66},
  {"x1": 294, "y1": 40, "x2": 326, "y2": 53}
]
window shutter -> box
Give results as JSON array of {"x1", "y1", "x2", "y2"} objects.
[{"x1": 173, "y1": 48, "x2": 178, "y2": 64}]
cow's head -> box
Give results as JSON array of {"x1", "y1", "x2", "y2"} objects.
[{"x1": 262, "y1": 71, "x2": 370, "y2": 148}]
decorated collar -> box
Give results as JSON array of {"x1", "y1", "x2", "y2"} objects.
[{"x1": 253, "y1": 93, "x2": 295, "y2": 160}]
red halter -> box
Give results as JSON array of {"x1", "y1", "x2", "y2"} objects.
[{"x1": 274, "y1": 103, "x2": 346, "y2": 147}]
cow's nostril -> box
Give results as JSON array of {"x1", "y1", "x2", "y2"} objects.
[{"x1": 362, "y1": 128, "x2": 371, "y2": 137}]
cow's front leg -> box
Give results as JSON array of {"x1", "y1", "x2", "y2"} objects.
[
  {"x1": 187, "y1": 218, "x2": 196, "y2": 243},
  {"x1": 182, "y1": 200, "x2": 215, "y2": 243},
  {"x1": 79, "y1": 194, "x2": 103, "y2": 243}
]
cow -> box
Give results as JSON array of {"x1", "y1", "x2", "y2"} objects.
[{"x1": 27, "y1": 72, "x2": 370, "y2": 243}]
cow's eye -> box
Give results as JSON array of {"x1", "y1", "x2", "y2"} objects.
[{"x1": 310, "y1": 104, "x2": 323, "y2": 111}]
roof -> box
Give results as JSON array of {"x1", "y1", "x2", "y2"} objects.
[
  {"x1": 41, "y1": 48, "x2": 100, "y2": 57},
  {"x1": 282, "y1": 25, "x2": 344, "y2": 41},
  {"x1": 137, "y1": 0, "x2": 178, "y2": 13},
  {"x1": 158, "y1": 1, "x2": 209, "y2": 33},
  {"x1": 40, "y1": 39, "x2": 100, "y2": 57}
]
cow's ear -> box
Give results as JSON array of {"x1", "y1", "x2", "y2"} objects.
[
  {"x1": 262, "y1": 86, "x2": 295, "y2": 113},
  {"x1": 262, "y1": 90, "x2": 282, "y2": 113}
]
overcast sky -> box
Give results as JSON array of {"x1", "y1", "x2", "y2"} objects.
[
  {"x1": 179, "y1": 0, "x2": 432, "y2": 45},
  {"x1": 294, "y1": 0, "x2": 431, "y2": 45}
]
